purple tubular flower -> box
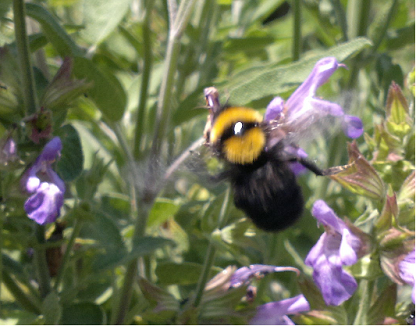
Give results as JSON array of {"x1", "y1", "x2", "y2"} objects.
[
  {"x1": 399, "y1": 249, "x2": 415, "y2": 303},
  {"x1": 23, "y1": 137, "x2": 65, "y2": 225},
  {"x1": 229, "y1": 264, "x2": 299, "y2": 288},
  {"x1": 250, "y1": 294, "x2": 310, "y2": 325},
  {"x1": 305, "y1": 200, "x2": 361, "y2": 306},
  {"x1": 264, "y1": 57, "x2": 363, "y2": 139}
]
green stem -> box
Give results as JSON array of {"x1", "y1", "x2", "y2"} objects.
[
  {"x1": 151, "y1": 36, "x2": 182, "y2": 158},
  {"x1": 370, "y1": 0, "x2": 398, "y2": 55},
  {"x1": 113, "y1": 203, "x2": 151, "y2": 325},
  {"x1": 193, "y1": 188, "x2": 230, "y2": 308},
  {"x1": 53, "y1": 218, "x2": 82, "y2": 291},
  {"x1": 34, "y1": 224, "x2": 51, "y2": 298},
  {"x1": 346, "y1": 0, "x2": 372, "y2": 101},
  {"x1": 133, "y1": 0, "x2": 154, "y2": 161},
  {"x1": 13, "y1": 0, "x2": 38, "y2": 115},
  {"x1": 292, "y1": 0, "x2": 302, "y2": 61},
  {"x1": 2, "y1": 271, "x2": 41, "y2": 314},
  {"x1": 330, "y1": 0, "x2": 348, "y2": 42},
  {"x1": 353, "y1": 280, "x2": 374, "y2": 324},
  {"x1": 151, "y1": 0, "x2": 196, "y2": 158},
  {"x1": 347, "y1": 0, "x2": 371, "y2": 40}
]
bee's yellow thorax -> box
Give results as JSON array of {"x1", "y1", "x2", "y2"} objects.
[{"x1": 210, "y1": 107, "x2": 265, "y2": 165}]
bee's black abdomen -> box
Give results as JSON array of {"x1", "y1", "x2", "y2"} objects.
[{"x1": 231, "y1": 158, "x2": 304, "y2": 232}]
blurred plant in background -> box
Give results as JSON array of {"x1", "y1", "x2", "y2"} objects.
[{"x1": 0, "y1": 0, "x2": 414, "y2": 324}]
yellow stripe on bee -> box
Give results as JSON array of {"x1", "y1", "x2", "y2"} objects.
[
  {"x1": 223, "y1": 127, "x2": 266, "y2": 164},
  {"x1": 210, "y1": 107, "x2": 263, "y2": 144}
]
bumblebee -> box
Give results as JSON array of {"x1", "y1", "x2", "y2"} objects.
[{"x1": 203, "y1": 87, "x2": 327, "y2": 232}]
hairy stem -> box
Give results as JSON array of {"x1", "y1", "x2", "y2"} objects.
[
  {"x1": 13, "y1": 0, "x2": 38, "y2": 115},
  {"x1": 34, "y1": 224, "x2": 51, "y2": 298},
  {"x1": 292, "y1": 0, "x2": 302, "y2": 61},
  {"x1": 53, "y1": 218, "x2": 82, "y2": 291},
  {"x1": 133, "y1": 0, "x2": 154, "y2": 161},
  {"x1": 193, "y1": 188, "x2": 230, "y2": 308}
]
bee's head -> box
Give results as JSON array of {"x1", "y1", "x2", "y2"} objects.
[{"x1": 209, "y1": 106, "x2": 266, "y2": 165}]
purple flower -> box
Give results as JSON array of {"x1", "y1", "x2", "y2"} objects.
[
  {"x1": 305, "y1": 200, "x2": 361, "y2": 306},
  {"x1": 0, "y1": 136, "x2": 18, "y2": 165},
  {"x1": 264, "y1": 57, "x2": 363, "y2": 139},
  {"x1": 22, "y1": 137, "x2": 65, "y2": 224},
  {"x1": 399, "y1": 249, "x2": 415, "y2": 303},
  {"x1": 229, "y1": 264, "x2": 300, "y2": 288},
  {"x1": 250, "y1": 294, "x2": 310, "y2": 325},
  {"x1": 264, "y1": 57, "x2": 363, "y2": 173}
]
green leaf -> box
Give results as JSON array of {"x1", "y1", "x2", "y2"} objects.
[
  {"x1": 147, "y1": 198, "x2": 181, "y2": 228},
  {"x1": 56, "y1": 125, "x2": 84, "y2": 182},
  {"x1": 61, "y1": 303, "x2": 106, "y2": 325},
  {"x1": 25, "y1": 3, "x2": 82, "y2": 57},
  {"x1": 367, "y1": 284, "x2": 397, "y2": 324},
  {"x1": 79, "y1": 210, "x2": 127, "y2": 271},
  {"x1": 73, "y1": 56, "x2": 126, "y2": 121},
  {"x1": 155, "y1": 262, "x2": 220, "y2": 285},
  {"x1": 225, "y1": 37, "x2": 372, "y2": 105},
  {"x1": 131, "y1": 237, "x2": 175, "y2": 257},
  {"x1": 42, "y1": 291, "x2": 62, "y2": 325},
  {"x1": 78, "y1": 0, "x2": 133, "y2": 45}
]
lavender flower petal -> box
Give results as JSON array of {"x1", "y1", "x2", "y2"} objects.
[
  {"x1": 399, "y1": 249, "x2": 415, "y2": 303},
  {"x1": 342, "y1": 115, "x2": 364, "y2": 138},
  {"x1": 24, "y1": 182, "x2": 64, "y2": 225},
  {"x1": 265, "y1": 97, "x2": 284, "y2": 121},
  {"x1": 305, "y1": 200, "x2": 360, "y2": 306},
  {"x1": 286, "y1": 57, "x2": 341, "y2": 115},
  {"x1": 250, "y1": 294, "x2": 310, "y2": 325},
  {"x1": 230, "y1": 264, "x2": 299, "y2": 288}
]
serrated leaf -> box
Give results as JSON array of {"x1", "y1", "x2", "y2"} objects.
[
  {"x1": 73, "y1": 56, "x2": 126, "y2": 121},
  {"x1": 26, "y1": 3, "x2": 82, "y2": 57},
  {"x1": 225, "y1": 37, "x2": 372, "y2": 104},
  {"x1": 55, "y1": 125, "x2": 83, "y2": 182}
]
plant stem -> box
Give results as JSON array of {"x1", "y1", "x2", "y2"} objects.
[
  {"x1": 150, "y1": 36, "x2": 182, "y2": 158},
  {"x1": 193, "y1": 187, "x2": 230, "y2": 308},
  {"x1": 133, "y1": 0, "x2": 154, "y2": 161},
  {"x1": 151, "y1": 0, "x2": 196, "y2": 158},
  {"x1": 113, "y1": 202, "x2": 151, "y2": 325},
  {"x1": 292, "y1": 0, "x2": 302, "y2": 61},
  {"x1": 2, "y1": 271, "x2": 41, "y2": 314},
  {"x1": 370, "y1": 0, "x2": 398, "y2": 55},
  {"x1": 353, "y1": 280, "x2": 374, "y2": 324},
  {"x1": 330, "y1": 0, "x2": 348, "y2": 42},
  {"x1": 53, "y1": 218, "x2": 82, "y2": 291},
  {"x1": 13, "y1": 0, "x2": 38, "y2": 115},
  {"x1": 34, "y1": 224, "x2": 51, "y2": 298},
  {"x1": 346, "y1": 0, "x2": 372, "y2": 104}
]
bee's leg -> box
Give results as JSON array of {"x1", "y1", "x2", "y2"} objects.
[
  {"x1": 290, "y1": 156, "x2": 325, "y2": 176},
  {"x1": 288, "y1": 156, "x2": 350, "y2": 176}
]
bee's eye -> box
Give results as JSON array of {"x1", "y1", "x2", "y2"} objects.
[{"x1": 234, "y1": 122, "x2": 244, "y2": 136}]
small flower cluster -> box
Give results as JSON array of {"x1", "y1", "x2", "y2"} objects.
[{"x1": 22, "y1": 137, "x2": 65, "y2": 225}]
